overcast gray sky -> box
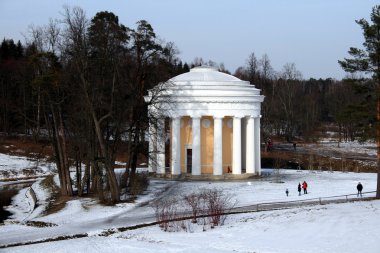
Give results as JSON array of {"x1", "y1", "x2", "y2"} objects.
[{"x1": 0, "y1": 0, "x2": 377, "y2": 79}]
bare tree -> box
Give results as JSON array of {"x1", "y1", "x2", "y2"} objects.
[
  {"x1": 60, "y1": 6, "x2": 124, "y2": 202},
  {"x1": 259, "y1": 53, "x2": 274, "y2": 81},
  {"x1": 246, "y1": 52, "x2": 260, "y2": 83},
  {"x1": 276, "y1": 63, "x2": 303, "y2": 140}
]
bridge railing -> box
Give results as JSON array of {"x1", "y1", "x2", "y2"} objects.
[{"x1": 235, "y1": 191, "x2": 377, "y2": 212}]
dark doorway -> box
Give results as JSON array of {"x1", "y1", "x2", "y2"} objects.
[{"x1": 186, "y1": 149, "x2": 192, "y2": 173}]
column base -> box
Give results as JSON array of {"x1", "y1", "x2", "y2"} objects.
[{"x1": 152, "y1": 173, "x2": 259, "y2": 181}]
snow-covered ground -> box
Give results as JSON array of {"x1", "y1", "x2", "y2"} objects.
[
  {"x1": 273, "y1": 139, "x2": 377, "y2": 168},
  {"x1": 1, "y1": 167, "x2": 379, "y2": 252},
  {"x1": 316, "y1": 139, "x2": 376, "y2": 157},
  {"x1": 6, "y1": 200, "x2": 380, "y2": 253},
  {"x1": 313, "y1": 141, "x2": 377, "y2": 169},
  {"x1": 0, "y1": 138, "x2": 379, "y2": 253},
  {"x1": 0, "y1": 153, "x2": 56, "y2": 180},
  {"x1": 276, "y1": 139, "x2": 376, "y2": 158},
  {"x1": 5, "y1": 178, "x2": 52, "y2": 222}
]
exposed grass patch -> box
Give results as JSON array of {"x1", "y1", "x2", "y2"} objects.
[
  {"x1": 0, "y1": 136, "x2": 53, "y2": 159},
  {"x1": 40, "y1": 175, "x2": 67, "y2": 216},
  {"x1": 24, "y1": 220, "x2": 58, "y2": 227}
]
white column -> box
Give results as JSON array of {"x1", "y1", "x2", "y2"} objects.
[
  {"x1": 171, "y1": 117, "x2": 181, "y2": 175},
  {"x1": 148, "y1": 120, "x2": 157, "y2": 172},
  {"x1": 232, "y1": 116, "x2": 242, "y2": 174},
  {"x1": 192, "y1": 117, "x2": 201, "y2": 175},
  {"x1": 213, "y1": 117, "x2": 223, "y2": 175},
  {"x1": 156, "y1": 118, "x2": 166, "y2": 174},
  {"x1": 246, "y1": 116, "x2": 255, "y2": 174},
  {"x1": 241, "y1": 118, "x2": 246, "y2": 172},
  {"x1": 254, "y1": 116, "x2": 261, "y2": 175}
]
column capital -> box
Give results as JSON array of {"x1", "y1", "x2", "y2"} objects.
[
  {"x1": 233, "y1": 116, "x2": 243, "y2": 119},
  {"x1": 213, "y1": 116, "x2": 224, "y2": 120}
]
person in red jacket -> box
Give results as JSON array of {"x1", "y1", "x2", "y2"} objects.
[{"x1": 302, "y1": 181, "x2": 308, "y2": 194}]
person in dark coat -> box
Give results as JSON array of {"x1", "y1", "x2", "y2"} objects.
[
  {"x1": 298, "y1": 183, "x2": 301, "y2": 196},
  {"x1": 286, "y1": 188, "x2": 289, "y2": 197},
  {"x1": 357, "y1": 182, "x2": 363, "y2": 197}
]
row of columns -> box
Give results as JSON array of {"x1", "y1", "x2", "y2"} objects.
[{"x1": 149, "y1": 116, "x2": 261, "y2": 176}]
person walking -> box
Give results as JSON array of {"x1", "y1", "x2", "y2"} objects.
[
  {"x1": 302, "y1": 181, "x2": 308, "y2": 194},
  {"x1": 357, "y1": 182, "x2": 363, "y2": 197},
  {"x1": 267, "y1": 138, "x2": 273, "y2": 152},
  {"x1": 286, "y1": 188, "x2": 289, "y2": 197},
  {"x1": 298, "y1": 183, "x2": 301, "y2": 196}
]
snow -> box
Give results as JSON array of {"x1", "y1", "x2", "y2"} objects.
[
  {"x1": 5, "y1": 178, "x2": 52, "y2": 222},
  {"x1": 0, "y1": 153, "x2": 56, "y2": 180},
  {"x1": 0, "y1": 151, "x2": 379, "y2": 252},
  {"x1": 166, "y1": 169, "x2": 377, "y2": 207},
  {"x1": 316, "y1": 139, "x2": 376, "y2": 157},
  {"x1": 3, "y1": 200, "x2": 380, "y2": 253}
]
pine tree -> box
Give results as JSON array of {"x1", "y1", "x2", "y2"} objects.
[{"x1": 338, "y1": 5, "x2": 380, "y2": 198}]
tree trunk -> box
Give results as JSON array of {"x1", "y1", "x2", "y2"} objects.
[
  {"x1": 36, "y1": 85, "x2": 41, "y2": 141},
  {"x1": 91, "y1": 160, "x2": 98, "y2": 193},
  {"x1": 129, "y1": 151, "x2": 138, "y2": 187},
  {"x1": 76, "y1": 153, "x2": 82, "y2": 196},
  {"x1": 376, "y1": 79, "x2": 380, "y2": 199},
  {"x1": 81, "y1": 161, "x2": 90, "y2": 195},
  {"x1": 23, "y1": 83, "x2": 27, "y2": 136},
  {"x1": 48, "y1": 106, "x2": 67, "y2": 196},
  {"x1": 59, "y1": 109, "x2": 73, "y2": 196},
  {"x1": 91, "y1": 110, "x2": 120, "y2": 203}
]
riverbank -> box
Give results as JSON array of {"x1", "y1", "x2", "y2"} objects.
[{"x1": 0, "y1": 181, "x2": 34, "y2": 223}]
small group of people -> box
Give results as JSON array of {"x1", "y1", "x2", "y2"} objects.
[
  {"x1": 286, "y1": 181, "x2": 364, "y2": 197},
  {"x1": 298, "y1": 181, "x2": 308, "y2": 195},
  {"x1": 286, "y1": 181, "x2": 308, "y2": 197}
]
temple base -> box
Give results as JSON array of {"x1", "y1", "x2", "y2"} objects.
[{"x1": 152, "y1": 173, "x2": 260, "y2": 181}]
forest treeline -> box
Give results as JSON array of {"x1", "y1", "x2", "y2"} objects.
[
  {"x1": 0, "y1": 7, "x2": 375, "y2": 203},
  {"x1": 233, "y1": 53, "x2": 376, "y2": 143}
]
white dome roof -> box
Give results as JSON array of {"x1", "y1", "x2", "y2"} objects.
[
  {"x1": 146, "y1": 65, "x2": 264, "y2": 118},
  {"x1": 170, "y1": 66, "x2": 242, "y2": 83}
]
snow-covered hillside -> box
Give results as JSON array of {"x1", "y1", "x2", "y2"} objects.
[{"x1": 0, "y1": 153, "x2": 56, "y2": 180}]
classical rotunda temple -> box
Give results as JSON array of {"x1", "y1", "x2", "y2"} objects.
[{"x1": 144, "y1": 66, "x2": 264, "y2": 178}]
